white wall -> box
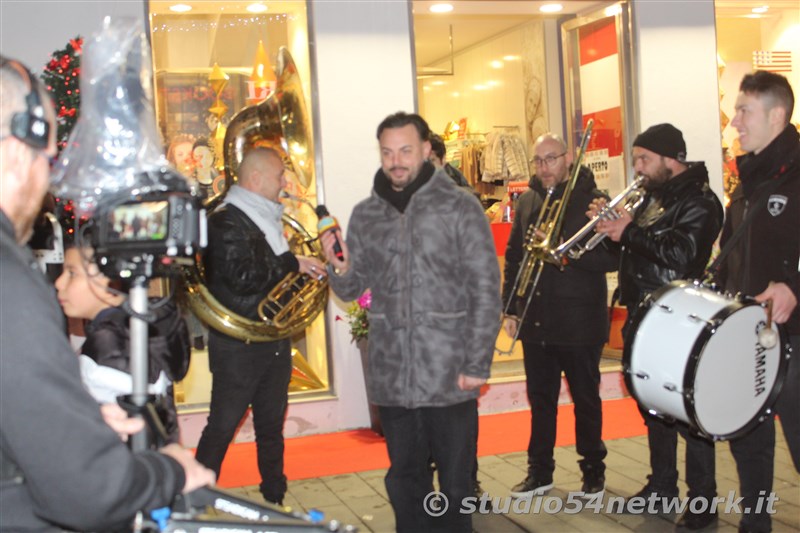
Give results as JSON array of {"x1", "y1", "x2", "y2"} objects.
[
  {"x1": 0, "y1": 1, "x2": 145, "y2": 72},
  {"x1": 280, "y1": 0, "x2": 418, "y2": 435},
  {"x1": 632, "y1": 0, "x2": 724, "y2": 200}
]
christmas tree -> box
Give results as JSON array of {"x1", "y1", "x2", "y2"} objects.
[
  {"x1": 41, "y1": 37, "x2": 82, "y2": 153},
  {"x1": 41, "y1": 37, "x2": 84, "y2": 237}
]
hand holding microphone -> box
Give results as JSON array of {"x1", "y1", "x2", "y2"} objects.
[{"x1": 316, "y1": 205, "x2": 347, "y2": 267}]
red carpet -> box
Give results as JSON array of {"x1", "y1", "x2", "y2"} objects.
[{"x1": 213, "y1": 397, "x2": 645, "y2": 488}]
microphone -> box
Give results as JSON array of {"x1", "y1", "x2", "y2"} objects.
[{"x1": 315, "y1": 205, "x2": 345, "y2": 262}]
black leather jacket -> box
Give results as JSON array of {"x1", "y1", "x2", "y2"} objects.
[
  {"x1": 204, "y1": 204, "x2": 298, "y2": 325},
  {"x1": 618, "y1": 162, "x2": 724, "y2": 308}
]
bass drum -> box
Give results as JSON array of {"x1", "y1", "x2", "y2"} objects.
[{"x1": 624, "y1": 279, "x2": 790, "y2": 441}]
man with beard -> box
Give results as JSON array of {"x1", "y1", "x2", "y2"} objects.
[
  {"x1": 504, "y1": 133, "x2": 617, "y2": 501},
  {"x1": 593, "y1": 123, "x2": 724, "y2": 530},
  {"x1": 721, "y1": 70, "x2": 798, "y2": 533},
  {"x1": 320, "y1": 112, "x2": 501, "y2": 532}
]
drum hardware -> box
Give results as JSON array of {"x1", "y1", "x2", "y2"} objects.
[
  {"x1": 687, "y1": 314, "x2": 720, "y2": 329},
  {"x1": 663, "y1": 383, "x2": 678, "y2": 392},
  {"x1": 656, "y1": 304, "x2": 673, "y2": 313}
]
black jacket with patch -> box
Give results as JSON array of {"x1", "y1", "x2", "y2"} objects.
[{"x1": 720, "y1": 125, "x2": 800, "y2": 335}]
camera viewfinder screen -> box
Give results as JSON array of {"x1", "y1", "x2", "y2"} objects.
[{"x1": 110, "y1": 201, "x2": 169, "y2": 242}]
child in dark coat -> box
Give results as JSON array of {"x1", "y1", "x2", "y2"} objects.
[{"x1": 55, "y1": 243, "x2": 190, "y2": 444}]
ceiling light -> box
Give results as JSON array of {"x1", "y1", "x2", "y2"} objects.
[
  {"x1": 247, "y1": 3, "x2": 268, "y2": 13},
  {"x1": 539, "y1": 4, "x2": 563, "y2": 14},
  {"x1": 604, "y1": 5, "x2": 622, "y2": 17},
  {"x1": 170, "y1": 3, "x2": 192, "y2": 12},
  {"x1": 431, "y1": 80, "x2": 446, "y2": 86},
  {"x1": 490, "y1": 60, "x2": 504, "y2": 69},
  {"x1": 503, "y1": 55, "x2": 520, "y2": 61},
  {"x1": 430, "y1": 3, "x2": 454, "y2": 13},
  {"x1": 752, "y1": 5, "x2": 769, "y2": 14}
]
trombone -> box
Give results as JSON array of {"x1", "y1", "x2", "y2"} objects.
[{"x1": 496, "y1": 119, "x2": 594, "y2": 356}]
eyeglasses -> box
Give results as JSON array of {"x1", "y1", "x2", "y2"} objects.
[{"x1": 532, "y1": 153, "x2": 566, "y2": 167}]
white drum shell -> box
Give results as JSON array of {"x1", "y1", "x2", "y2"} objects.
[{"x1": 626, "y1": 281, "x2": 783, "y2": 439}]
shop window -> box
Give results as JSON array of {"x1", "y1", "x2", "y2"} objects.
[{"x1": 147, "y1": 1, "x2": 330, "y2": 411}]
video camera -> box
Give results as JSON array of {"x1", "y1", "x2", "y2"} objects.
[{"x1": 90, "y1": 185, "x2": 206, "y2": 280}]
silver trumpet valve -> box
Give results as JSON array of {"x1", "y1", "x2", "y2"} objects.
[{"x1": 552, "y1": 175, "x2": 646, "y2": 263}]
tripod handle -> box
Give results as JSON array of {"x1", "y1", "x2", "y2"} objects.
[{"x1": 117, "y1": 393, "x2": 169, "y2": 449}]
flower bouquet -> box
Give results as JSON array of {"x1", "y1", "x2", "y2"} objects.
[{"x1": 339, "y1": 289, "x2": 371, "y2": 343}]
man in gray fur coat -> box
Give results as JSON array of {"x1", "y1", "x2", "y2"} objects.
[{"x1": 321, "y1": 112, "x2": 501, "y2": 533}]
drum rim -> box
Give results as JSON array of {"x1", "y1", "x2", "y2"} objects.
[{"x1": 682, "y1": 296, "x2": 788, "y2": 440}]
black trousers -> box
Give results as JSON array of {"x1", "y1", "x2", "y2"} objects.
[
  {"x1": 380, "y1": 400, "x2": 478, "y2": 533},
  {"x1": 729, "y1": 334, "x2": 800, "y2": 533},
  {"x1": 520, "y1": 341, "x2": 607, "y2": 477},
  {"x1": 641, "y1": 413, "x2": 716, "y2": 499},
  {"x1": 775, "y1": 335, "x2": 800, "y2": 471},
  {"x1": 195, "y1": 334, "x2": 292, "y2": 503}
]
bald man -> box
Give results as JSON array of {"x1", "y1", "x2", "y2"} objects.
[
  {"x1": 503, "y1": 133, "x2": 617, "y2": 501},
  {"x1": 195, "y1": 147, "x2": 324, "y2": 506},
  {"x1": 0, "y1": 55, "x2": 215, "y2": 532}
]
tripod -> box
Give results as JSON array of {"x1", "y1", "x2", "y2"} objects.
[{"x1": 124, "y1": 271, "x2": 356, "y2": 532}]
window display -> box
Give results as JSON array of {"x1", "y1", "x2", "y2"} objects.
[{"x1": 147, "y1": 1, "x2": 329, "y2": 410}]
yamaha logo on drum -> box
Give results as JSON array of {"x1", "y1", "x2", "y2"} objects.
[
  {"x1": 767, "y1": 194, "x2": 787, "y2": 216},
  {"x1": 754, "y1": 321, "x2": 768, "y2": 397}
]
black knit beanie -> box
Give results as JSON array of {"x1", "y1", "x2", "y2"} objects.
[{"x1": 633, "y1": 123, "x2": 687, "y2": 161}]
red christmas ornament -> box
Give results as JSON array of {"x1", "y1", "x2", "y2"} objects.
[{"x1": 69, "y1": 38, "x2": 82, "y2": 54}]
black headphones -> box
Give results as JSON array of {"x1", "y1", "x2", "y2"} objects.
[{"x1": 1, "y1": 56, "x2": 51, "y2": 150}]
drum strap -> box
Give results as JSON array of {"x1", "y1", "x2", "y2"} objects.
[{"x1": 706, "y1": 153, "x2": 797, "y2": 280}]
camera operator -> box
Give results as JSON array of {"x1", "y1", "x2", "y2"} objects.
[{"x1": 0, "y1": 56, "x2": 215, "y2": 532}]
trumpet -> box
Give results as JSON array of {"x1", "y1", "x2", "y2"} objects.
[
  {"x1": 496, "y1": 119, "x2": 594, "y2": 356},
  {"x1": 552, "y1": 175, "x2": 646, "y2": 262}
]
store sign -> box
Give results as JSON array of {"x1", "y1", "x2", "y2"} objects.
[
  {"x1": 585, "y1": 148, "x2": 610, "y2": 185},
  {"x1": 507, "y1": 180, "x2": 528, "y2": 195}
]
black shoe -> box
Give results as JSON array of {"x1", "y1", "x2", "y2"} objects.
[
  {"x1": 625, "y1": 483, "x2": 678, "y2": 513},
  {"x1": 473, "y1": 480, "x2": 484, "y2": 498},
  {"x1": 580, "y1": 470, "x2": 605, "y2": 499},
  {"x1": 676, "y1": 505, "x2": 717, "y2": 530},
  {"x1": 263, "y1": 495, "x2": 284, "y2": 507},
  {"x1": 510, "y1": 475, "x2": 553, "y2": 497}
]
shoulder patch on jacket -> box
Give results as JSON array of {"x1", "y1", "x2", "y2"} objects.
[{"x1": 767, "y1": 194, "x2": 787, "y2": 216}]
